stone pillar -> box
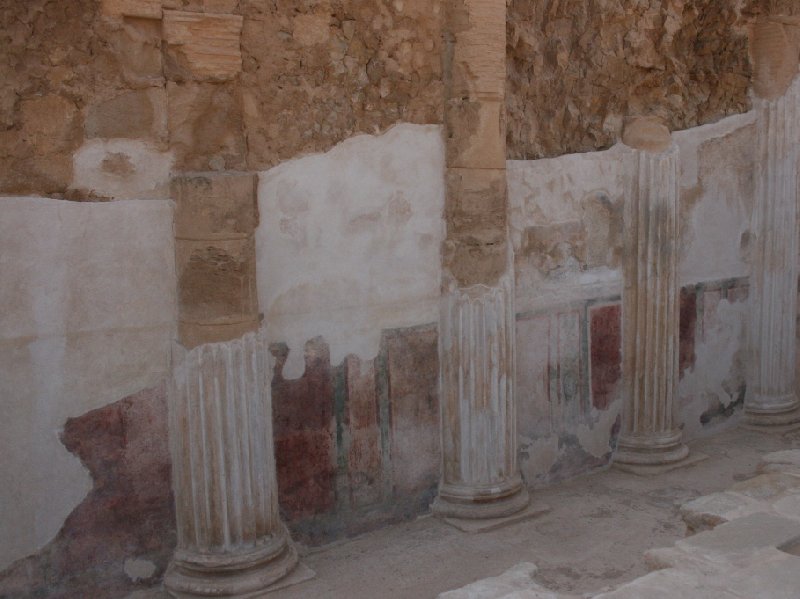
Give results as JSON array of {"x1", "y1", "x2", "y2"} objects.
[
  {"x1": 615, "y1": 118, "x2": 689, "y2": 469},
  {"x1": 166, "y1": 174, "x2": 303, "y2": 596},
  {"x1": 745, "y1": 17, "x2": 800, "y2": 428},
  {"x1": 165, "y1": 333, "x2": 298, "y2": 597},
  {"x1": 433, "y1": 0, "x2": 529, "y2": 518}
]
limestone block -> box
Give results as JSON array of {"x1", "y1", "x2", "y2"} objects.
[
  {"x1": 446, "y1": 167, "x2": 507, "y2": 221},
  {"x1": 751, "y1": 17, "x2": 800, "y2": 101},
  {"x1": 101, "y1": 0, "x2": 162, "y2": 19},
  {"x1": 163, "y1": 10, "x2": 243, "y2": 81},
  {"x1": 445, "y1": 98, "x2": 506, "y2": 169},
  {"x1": 729, "y1": 473, "x2": 800, "y2": 500},
  {"x1": 449, "y1": 0, "x2": 506, "y2": 99},
  {"x1": 85, "y1": 89, "x2": 167, "y2": 143},
  {"x1": 71, "y1": 139, "x2": 173, "y2": 200},
  {"x1": 176, "y1": 237, "x2": 259, "y2": 347},
  {"x1": 680, "y1": 492, "x2": 765, "y2": 532},
  {"x1": 107, "y1": 18, "x2": 164, "y2": 87},
  {"x1": 438, "y1": 563, "x2": 576, "y2": 599},
  {"x1": 674, "y1": 512, "x2": 800, "y2": 560},
  {"x1": 759, "y1": 450, "x2": 800, "y2": 474},
  {"x1": 19, "y1": 95, "x2": 79, "y2": 152},
  {"x1": 292, "y1": 13, "x2": 331, "y2": 46},
  {"x1": 167, "y1": 81, "x2": 246, "y2": 171},
  {"x1": 621, "y1": 116, "x2": 671, "y2": 153},
  {"x1": 172, "y1": 172, "x2": 257, "y2": 239}
]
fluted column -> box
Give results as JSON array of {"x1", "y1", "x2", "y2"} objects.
[
  {"x1": 615, "y1": 118, "x2": 689, "y2": 468},
  {"x1": 165, "y1": 332, "x2": 297, "y2": 597},
  {"x1": 433, "y1": 0, "x2": 529, "y2": 518},
  {"x1": 167, "y1": 172, "x2": 303, "y2": 596},
  {"x1": 745, "y1": 18, "x2": 800, "y2": 427}
]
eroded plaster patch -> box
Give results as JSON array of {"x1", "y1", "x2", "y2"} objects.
[
  {"x1": 71, "y1": 138, "x2": 174, "y2": 199},
  {"x1": 0, "y1": 197, "x2": 176, "y2": 570},
  {"x1": 256, "y1": 124, "x2": 445, "y2": 378}
]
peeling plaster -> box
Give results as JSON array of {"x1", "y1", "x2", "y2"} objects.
[
  {"x1": 256, "y1": 124, "x2": 445, "y2": 378},
  {"x1": 71, "y1": 139, "x2": 174, "y2": 200}
]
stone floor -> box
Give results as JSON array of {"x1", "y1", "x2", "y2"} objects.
[{"x1": 136, "y1": 425, "x2": 800, "y2": 599}]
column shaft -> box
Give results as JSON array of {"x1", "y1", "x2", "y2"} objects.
[
  {"x1": 434, "y1": 0, "x2": 528, "y2": 518},
  {"x1": 617, "y1": 139, "x2": 689, "y2": 467},
  {"x1": 166, "y1": 332, "x2": 298, "y2": 597},
  {"x1": 745, "y1": 75, "x2": 800, "y2": 426}
]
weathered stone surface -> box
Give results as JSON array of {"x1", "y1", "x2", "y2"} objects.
[
  {"x1": 0, "y1": 385, "x2": 175, "y2": 599},
  {"x1": 621, "y1": 116, "x2": 671, "y2": 153},
  {"x1": 176, "y1": 237, "x2": 259, "y2": 346},
  {"x1": 85, "y1": 88, "x2": 168, "y2": 142},
  {"x1": 101, "y1": 0, "x2": 162, "y2": 19},
  {"x1": 163, "y1": 10, "x2": 243, "y2": 81},
  {"x1": 167, "y1": 80, "x2": 246, "y2": 171},
  {"x1": 507, "y1": 1, "x2": 755, "y2": 160},
  {"x1": 750, "y1": 16, "x2": 800, "y2": 100},
  {"x1": 172, "y1": 171, "x2": 257, "y2": 239},
  {"x1": 240, "y1": 1, "x2": 443, "y2": 170},
  {"x1": 438, "y1": 562, "x2": 576, "y2": 599},
  {"x1": 759, "y1": 449, "x2": 800, "y2": 473},
  {"x1": 71, "y1": 139, "x2": 174, "y2": 199}
]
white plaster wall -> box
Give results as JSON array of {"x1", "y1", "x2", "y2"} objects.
[
  {"x1": 674, "y1": 112, "x2": 756, "y2": 285},
  {"x1": 0, "y1": 197, "x2": 176, "y2": 571},
  {"x1": 256, "y1": 124, "x2": 445, "y2": 378},
  {"x1": 507, "y1": 149, "x2": 625, "y2": 313}
]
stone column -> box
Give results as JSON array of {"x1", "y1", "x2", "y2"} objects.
[
  {"x1": 166, "y1": 333, "x2": 298, "y2": 597},
  {"x1": 166, "y1": 174, "x2": 302, "y2": 596},
  {"x1": 615, "y1": 118, "x2": 689, "y2": 469},
  {"x1": 745, "y1": 17, "x2": 800, "y2": 428},
  {"x1": 432, "y1": 0, "x2": 529, "y2": 519}
]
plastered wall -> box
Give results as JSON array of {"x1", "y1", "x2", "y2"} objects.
[{"x1": 0, "y1": 198, "x2": 176, "y2": 573}]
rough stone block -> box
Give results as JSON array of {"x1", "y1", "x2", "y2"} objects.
[
  {"x1": 674, "y1": 512, "x2": 800, "y2": 560},
  {"x1": 449, "y1": 0, "x2": 505, "y2": 99},
  {"x1": 729, "y1": 473, "x2": 800, "y2": 500},
  {"x1": 85, "y1": 89, "x2": 167, "y2": 142},
  {"x1": 759, "y1": 449, "x2": 800, "y2": 474},
  {"x1": 108, "y1": 18, "x2": 164, "y2": 87},
  {"x1": 101, "y1": 0, "x2": 162, "y2": 19},
  {"x1": 680, "y1": 491, "x2": 764, "y2": 532},
  {"x1": 445, "y1": 98, "x2": 506, "y2": 169},
  {"x1": 446, "y1": 167, "x2": 507, "y2": 221},
  {"x1": 167, "y1": 81, "x2": 246, "y2": 171},
  {"x1": 19, "y1": 95, "x2": 79, "y2": 152},
  {"x1": 172, "y1": 172, "x2": 257, "y2": 239},
  {"x1": 163, "y1": 10, "x2": 243, "y2": 81},
  {"x1": 176, "y1": 237, "x2": 258, "y2": 331}
]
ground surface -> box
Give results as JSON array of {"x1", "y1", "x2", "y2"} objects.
[{"x1": 135, "y1": 425, "x2": 800, "y2": 599}]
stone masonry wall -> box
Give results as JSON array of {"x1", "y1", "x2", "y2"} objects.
[{"x1": 507, "y1": 0, "x2": 761, "y2": 160}]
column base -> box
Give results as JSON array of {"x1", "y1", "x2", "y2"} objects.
[
  {"x1": 614, "y1": 429, "x2": 689, "y2": 468},
  {"x1": 432, "y1": 476, "x2": 530, "y2": 520},
  {"x1": 744, "y1": 396, "x2": 800, "y2": 430},
  {"x1": 164, "y1": 531, "x2": 299, "y2": 598}
]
